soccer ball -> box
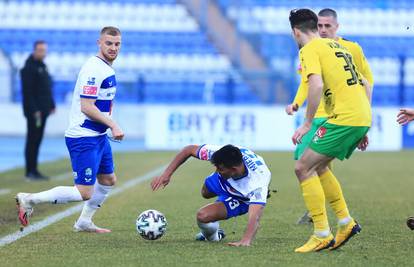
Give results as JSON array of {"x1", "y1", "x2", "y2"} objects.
[{"x1": 136, "y1": 209, "x2": 167, "y2": 240}]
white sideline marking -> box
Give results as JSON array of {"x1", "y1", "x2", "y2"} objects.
[
  {"x1": 0, "y1": 165, "x2": 166, "y2": 247},
  {"x1": 0, "y1": 189, "x2": 11, "y2": 196}
]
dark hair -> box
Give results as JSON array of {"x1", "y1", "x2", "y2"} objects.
[
  {"x1": 33, "y1": 40, "x2": 46, "y2": 50},
  {"x1": 211, "y1": 145, "x2": 243, "y2": 168},
  {"x1": 289, "y1": 8, "x2": 318, "y2": 33},
  {"x1": 100, "y1": 26, "x2": 121, "y2": 36},
  {"x1": 318, "y1": 8, "x2": 338, "y2": 19}
]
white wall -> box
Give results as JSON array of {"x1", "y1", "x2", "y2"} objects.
[
  {"x1": 0, "y1": 104, "x2": 401, "y2": 151},
  {"x1": 0, "y1": 103, "x2": 146, "y2": 138},
  {"x1": 146, "y1": 105, "x2": 401, "y2": 151}
]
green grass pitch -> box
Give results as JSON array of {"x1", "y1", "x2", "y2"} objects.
[{"x1": 0, "y1": 151, "x2": 413, "y2": 266}]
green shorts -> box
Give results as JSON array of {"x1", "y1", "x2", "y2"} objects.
[
  {"x1": 294, "y1": 117, "x2": 328, "y2": 160},
  {"x1": 309, "y1": 123, "x2": 370, "y2": 160}
]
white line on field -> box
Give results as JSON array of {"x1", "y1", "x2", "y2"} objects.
[
  {"x1": 0, "y1": 165, "x2": 167, "y2": 248},
  {"x1": 0, "y1": 189, "x2": 11, "y2": 196}
]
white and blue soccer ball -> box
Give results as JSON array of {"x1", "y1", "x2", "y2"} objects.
[{"x1": 136, "y1": 209, "x2": 167, "y2": 240}]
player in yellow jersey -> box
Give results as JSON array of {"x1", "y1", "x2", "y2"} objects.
[
  {"x1": 289, "y1": 8, "x2": 374, "y2": 225},
  {"x1": 289, "y1": 9, "x2": 372, "y2": 253},
  {"x1": 318, "y1": 8, "x2": 373, "y2": 88}
]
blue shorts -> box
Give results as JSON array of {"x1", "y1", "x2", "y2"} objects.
[
  {"x1": 204, "y1": 173, "x2": 249, "y2": 219},
  {"x1": 65, "y1": 135, "x2": 114, "y2": 186}
]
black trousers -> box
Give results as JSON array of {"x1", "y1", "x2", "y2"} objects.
[{"x1": 25, "y1": 113, "x2": 48, "y2": 174}]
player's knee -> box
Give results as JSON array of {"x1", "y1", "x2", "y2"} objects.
[
  {"x1": 98, "y1": 174, "x2": 116, "y2": 186},
  {"x1": 79, "y1": 191, "x2": 92, "y2": 201},
  {"x1": 316, "y1": 165, "x2": 329, "y2": 176},
  {"x1": 75, "y1": 185, "x2": 93, "y2": 200},
  {"x1": 196, "y1": 209, "x2": 212, "y2": 223},
  {"x1": 294, "y1": 162, "x2": 307, "y2": 179},
  {"x1": 107, "y1": 175, "x2": 116, "y2": 186}
]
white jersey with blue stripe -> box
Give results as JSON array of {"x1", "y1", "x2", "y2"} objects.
[
  {"x1": 197, "y1": 144, "x2": 271, "y2": 205},
  {"x1": 65, "y1": 56, "x2": 116, "y2": 138}
]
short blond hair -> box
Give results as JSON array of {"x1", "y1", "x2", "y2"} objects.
[{"x1": 100, "y1": 26, "x2": 121, "y2": 36}]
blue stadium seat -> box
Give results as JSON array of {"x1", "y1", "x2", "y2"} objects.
[{"x1": 0, "y1": 30, "x2": 216, "y2": 55}]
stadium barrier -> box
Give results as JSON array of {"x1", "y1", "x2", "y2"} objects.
[{"x1": 0, "y1": 104, "x2": 403, "y2": 151}]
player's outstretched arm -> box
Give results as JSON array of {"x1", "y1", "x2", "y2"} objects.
[
  {"x1": 292, "y1": 74, "x2": 323, "y2": 145},
  {"x1": 80, "y1": 98, "x2": 124, "y2": 140},
  {"x1": 151, "y1": 145, "x2": 199, "y2": 191},
  {"x1": 397, "y1": 108, "x2": 414, "y2": 125},
  {"x1": 286, "y1": 81, "x2": 307, "y2": 115},
  {"x1": 227, "y1": 204, "x2": 264, "y2": 247}
]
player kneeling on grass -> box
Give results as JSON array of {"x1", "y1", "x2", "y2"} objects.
[{"x1": 151, "y1": 144, "x2": 271, "y2": 247}]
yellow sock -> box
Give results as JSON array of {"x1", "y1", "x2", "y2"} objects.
[
  {"x1": 319, "y1": 169, "x2": 350, "y2": 221},
  {"x1": 300, "y1": 175, "x2": 329, "y2": 233}
]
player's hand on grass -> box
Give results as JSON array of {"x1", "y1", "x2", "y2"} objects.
[
  {"x1": 285, "y1": 103, "x2": 299, "y2": 115},
  {"x1": 151, "y1": 174, "x2": 171, "y2": 191},
  {"x1": 292, "y1": 123, "x2": 311, "y2": 145},
  {"x1": 358, "y1": 135, "x2": 369, "y2": 151},
  {"x1": 110, "y1": 124, "x2": 124, "y2": 141},
  {"x1": 397, "y1": 108, "x2": 414, "y2": 125},
  {"x1": 227, "y1": 240, "x2": 251, "y2": 247}
]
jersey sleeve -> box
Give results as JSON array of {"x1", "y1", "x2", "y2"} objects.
[
  {"x1": 292, "y1": 78, "x2": 308, "y2": 108},
  {"x1": 247, "y1": 177, "x2": 270, "y2": 205},
  {"x1": 299, "y1": 45, "x2": 321, "y2": 83},
  {"x1": 78, "y1": 64, "x2": 104, "y2": 99},
  {"x1": 196, "y1": 144, "x2": 222, "y2": 161},
  {"x1": 355, "y1": 44, "x2": 374, "y2": 87}
]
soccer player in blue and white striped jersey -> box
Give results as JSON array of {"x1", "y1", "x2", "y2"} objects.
[{"x1": 16, "y1": 27, "x2": 124, "y2": 233}]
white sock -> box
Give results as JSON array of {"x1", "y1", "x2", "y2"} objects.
[
  {"x1": 27, "y1": 186, "x2": 82, "y2": 204},
  {"x1": 315, "y1": 229, "x2": 331, "y2": 238},
  {"x1": 338, "y1": 216, "x2": 352, "y2": 226},
  {"x1": 77, "y1": 183, "x2": 113, "y2": 223},
  {"x1": 197, "y1": 221, "x2": 219, "y2": 241}
]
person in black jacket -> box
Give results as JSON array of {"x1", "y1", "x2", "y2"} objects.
[{"x1": 21, "y1": 40, "x2": 55, "y2": 180}]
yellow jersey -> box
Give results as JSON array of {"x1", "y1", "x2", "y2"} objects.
[
  {"x1": 337, "y1": 37, "x2": 374, "y2": 87},
  {"x1": 292, "y1": 36, "x2": 373, "y2": 119},
  {"x1": 299, "y1": 38, "x2": 371, "y2": 127}
]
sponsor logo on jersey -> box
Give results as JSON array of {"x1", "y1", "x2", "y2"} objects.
[
  {"x1": 83, "y1": 85, "x2": 98, "y2": 95},
  {"x1": 199, "y1": 148, "x2": 209, "y2": 160},
  {"x1": 87, "y1": 77, "x2": 96, "y2": 85}
]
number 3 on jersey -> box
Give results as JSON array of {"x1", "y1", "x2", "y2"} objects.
[
  {"x1": 335, "y1": 51, "x2": 362, "y2": 86},
  {"x1": 225, "y1": 197, "x2": 240, "y2": 210}
]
